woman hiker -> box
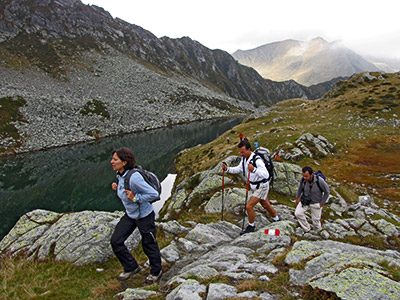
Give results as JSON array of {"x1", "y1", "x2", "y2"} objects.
[{"x1": 110, "y1": 147, "x2": 162, "y2": 282}]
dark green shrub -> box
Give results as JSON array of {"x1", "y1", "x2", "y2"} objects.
[{"x1": 80, "y1": 99, "x2": 110, "y2": 119}]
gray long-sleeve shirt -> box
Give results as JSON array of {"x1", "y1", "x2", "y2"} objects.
[{"x1": 296, "y1": 175, "x2": 330, "y2": 205}]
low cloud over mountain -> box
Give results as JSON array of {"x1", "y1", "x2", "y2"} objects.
[{"x1": 232, "y1": 37, "x2": 392, "y2": 86}]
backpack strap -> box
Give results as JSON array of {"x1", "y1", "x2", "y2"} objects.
[
  {"x1": 270, "y1": 168, "x2": 276, "y2": 188},
  {"x1": 248, "y1": 155, "x2": 270, "y2": 189},
  {"x1": 302, "y1": 175, "x2": 323, "y2": 194},
  {"x1": 242, "y1": 157, "x2": 245, "y2": 177},
  {"x1": 123, "y1": 168, "x2": 137, "y2": 191},
  {"x1": 301, "y1": 177, "x2": 306, "y2": 194},
  {"x1": 315, "y1": 175, "x2": 323, "y2": 193},
  {"x1": 249, "y1": 178, "x2": 268, "y2": 189},
  {"x1": 250, "y1": 155, "x2": 259, "y2": 166},
  {"x1": 242, "y1": 156, "x2": 257, "y2": 177},
  {"x1": 251, "y1": 154, "x2": 271, "y2": 181}
]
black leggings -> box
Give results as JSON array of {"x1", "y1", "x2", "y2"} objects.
[{"x1": 110, "y1": 211, "x2": 162, "y2": 275}]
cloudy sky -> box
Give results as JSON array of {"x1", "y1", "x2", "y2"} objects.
[{"x1": 81, "y1": 0, "x2": 400, "y2": 59}]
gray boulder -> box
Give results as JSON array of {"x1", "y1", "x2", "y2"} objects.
[
  {"x1": 371, "y1": 219, "x2": 399, "y2": 236},
  {"x1": 206, "y1": 283, "x2": 237, "y2": 300},
  {"x1": 286, "y1": 240, "x2": 400, "y2": 300},
  {"x1": 164, "y1": 221, "x2": 294, "y2": 287},
  {"x1": 231, "y1": 221, "x2": 293, "y2": 251},
  {"x1": 187, "y1": 174, "x2": 229, "y2": 205},
  {"x1": 205, "y1": 187, "x2": 246, "y2": 213},
  {"x1": 166, "y1": 158, "x2": 240, "y2": 214},
  {"x1": 185, "y1": 221, "x2": 241, "y2": 246},
  {"x1": 311, "y1": 267, "x2": 400, "y2": 300},
  {"x1": 0, "y1": 209, "x2": 140, "y2": 265},
  {"x1": 160, "y1": 240, "x2": 181, "y2": 263},
  {"x1": 114, "y1": 288, "x2": 159, "y2": 300},
  {"x1": 272, "y1": 162, "x2": 302, "y2": 196},
  {"x1": 167, "y1": 187, "x2": 188, "y2": 212},
  {"x1": 157, "y1": 220, "x2": 191, "y2": 238},
  {"x1": 0, "y1": 209, "x2": 61, "y2": 255},
  {"x1": 170, "y1": 264, "x2": 219, "y2": 284},
  {"x1": 275, "y1": 132, "x2": 335, "y2": 161},
  {"x1": 166, "y1": 279, "x2": 206, "y2": 300}
]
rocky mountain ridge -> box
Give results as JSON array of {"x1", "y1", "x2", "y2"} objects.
[
  {"x1": 0, "y1": 0, "x2": 341, "y2": 155},
  {"x1": 232, "y1": 37, "x2": 383, "y2": 86},
  {"x1": 0, "y1": 0, "x2": 331, "y2": 105}
]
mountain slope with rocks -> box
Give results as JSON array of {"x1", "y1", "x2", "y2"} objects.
[
  {"x1": 0, "y1": 0, "x2": 333, "y2": 105},
  {"x1": 1, "y1": 72, "x2": 399, "y2": 299},
  {"x1": 0, "y1": 0, "x2": 339, "y2": 155},
  {"x1": 232, "y1": 37, "x2": 381, "y2": 86},
  {"x1": 0, "y1": 49, "x2": 250, "y2": 154}
]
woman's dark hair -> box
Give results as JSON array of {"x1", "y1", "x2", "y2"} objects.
[
  {"x1": 238, "y1": 140, "x2": 252, "y2": 150},
  {"x1": 112, "y1": 147, "x2": 136, "y2": 170},
  {"x1": 302, "y1": 166, "x2": 313, "y2": 175}
]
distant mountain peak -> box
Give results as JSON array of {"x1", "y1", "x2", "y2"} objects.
[
  {"x1": 232, "y1": 37, "x2": 380, "y2": 86},
  {"x1": 311, "y1": 36, "x2": 327, "y2": 42}
]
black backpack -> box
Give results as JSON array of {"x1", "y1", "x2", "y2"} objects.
[
  {"x1": 119, "y1": 166, "x2": 162, "y2": 203},
  {"x1": 243, "y1": 147, "x2": 275, "y2": 187}
]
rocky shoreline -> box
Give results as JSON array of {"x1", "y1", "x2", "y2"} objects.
[{"x1": 0, "y1": 48, "x2": 255, "y2": 155}]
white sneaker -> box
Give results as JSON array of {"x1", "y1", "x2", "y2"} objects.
[
  {"x1": 118, "y1": 266, "x2": 141, "y2": 281},
  {"x1": 145, "y1": 270, "x2": 162, "y2": 284}
]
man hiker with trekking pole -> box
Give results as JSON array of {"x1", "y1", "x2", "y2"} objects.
[{"x1": 222, "y1": 140, "x2": 280, "y2": 235}]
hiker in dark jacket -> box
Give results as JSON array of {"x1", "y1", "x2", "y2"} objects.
[
  {"x1": 222, "y1": 140, "x2": 280, "y2": 235},
  {"x1": 295, "y1": 166, "x2": 330, "y2": 233},
  {"x1": 110, "y1": 147, "x2": 162, "y2": 283}
]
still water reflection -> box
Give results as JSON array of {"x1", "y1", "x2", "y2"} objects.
[{"x1": 0, "y1": 117, "x2": 242, "y2": 239}]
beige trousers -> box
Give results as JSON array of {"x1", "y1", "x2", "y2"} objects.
[{"x1": 295, "y1": 202, "x2": 322, "y2": 232}]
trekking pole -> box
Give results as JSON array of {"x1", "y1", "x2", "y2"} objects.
[
  {"x1": 241, "y1": 169, "x2": 251, "y2": 232},
  {"x1": 221, "y1": 165, "x2": 225, "y2": 221}
]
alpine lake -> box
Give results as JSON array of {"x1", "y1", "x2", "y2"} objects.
[{"x1": 0, "y1": 117, "x2": 243, "y2": 239}]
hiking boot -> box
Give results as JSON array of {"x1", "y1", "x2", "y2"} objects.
[
  {"x1": 272, "y1": 216, "x2": 280, "y2": 222},
  {"x1": 118, "y1": 266, "x2": 141, "y2": 281},
  {"x1": 240, "y1": 225, "x2": 255, "y2": 235},
  {"x1": 145, "y1": 270, "x2": 162, "y2": 284}
]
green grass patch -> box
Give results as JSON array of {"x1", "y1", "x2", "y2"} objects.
[
  {"x1": 80, "y1": 99, "x2": 110, "y2": 119},
  {"x1": 184, "y1": 173, "x2": 201, "y2": 192},
  {"x1": 370, "y1": 214, "x2": 400, "y2": 227},
  {"x1": 264, "y1": 272, "x2": 297, "y2": 299},
  {"x1": 0, "y1": 95, "x2": 27, "y2": 153},
  {"x1": 0, "y1": 30, "x2": 101, "y2": 79},
  {"x1": 379, "y1": 261, "x2": 400, "y2": 282},
  {"x1": 301, "y1": 285, "x2": 341, "y2": 300},
  {"x1": 0, "y1": 254, "x2": 123, "y2": 300},
  {"x1": 0, "y1": 225, "x2": 176, "y2": 300},
  {"x1": 236, "y1": 278, "x2": 268, "y2": 293}
]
